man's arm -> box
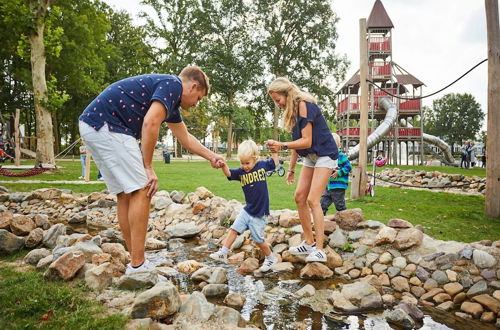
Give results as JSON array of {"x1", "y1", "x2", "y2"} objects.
[{"x1": 167, "y1": 121, "x2": 224, "y2": 168}]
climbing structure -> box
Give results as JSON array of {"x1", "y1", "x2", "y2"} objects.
[{"x1": 336, "y1": 0, "x2": 425, "y2": 165}]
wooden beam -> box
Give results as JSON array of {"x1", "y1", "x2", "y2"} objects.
[
  {"x1": 352, "y1": 18, "x2": 369, "y2": 199},
  {"x1": 84, "y1": 150, "x2": 91, "y2": 182},
  {"x1": 14, "y1": 109, "x2": 20, "y2": 166},
  {"x1": 485, "y1": 0, "x2": 500, "y2": 218}
]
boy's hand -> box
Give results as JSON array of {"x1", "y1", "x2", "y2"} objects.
[{"x1": 331, "y1": 170, "x2": 338, "y2": 179}]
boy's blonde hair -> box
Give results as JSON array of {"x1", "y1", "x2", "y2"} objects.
[
  {"x1": 331, "y1": 133, "x2": 341, "y2": 149},
  {"x1": 237, "y1": 140, "x2": 259, "y2": 160},
  {"x1": 267, "y1": 77, "x2": 317, "y2": 132},
  {"x1": 179, "y1": 65, "x2": 210, "y2": 96}
]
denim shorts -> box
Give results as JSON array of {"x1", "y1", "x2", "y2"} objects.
[
  {"x1": 79, "y1": 121, "x2": 147, "y2": 194},
  {"x1": 231, "y1": 209, "x2": 267, "y2": 243},
  {"x1": 303, "y1": 153, "x2": 338, "y2": 169}
]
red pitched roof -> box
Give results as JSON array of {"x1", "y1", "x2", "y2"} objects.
[{"x1": 367, "y1": 0, "x2": 394, "y2": 29}]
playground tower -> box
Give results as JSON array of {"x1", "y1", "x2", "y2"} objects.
[{"x1": 336, "y1": 0, "x2": 425, "y2": 165}]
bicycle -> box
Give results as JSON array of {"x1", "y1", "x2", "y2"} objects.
[
  {"x1": 266, "y1": 159, "x2": 285, "y2": 177},
  {"x1": 365, "y1": 150, "x2": 387, "y2": 197}
]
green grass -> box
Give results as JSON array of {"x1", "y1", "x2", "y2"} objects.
[
  {"x1": 0, "y1": 262, "x2": 128, "y2": 329},
  {"x1": 0, "y1": 159, "x2": 498, "y2": 243}
]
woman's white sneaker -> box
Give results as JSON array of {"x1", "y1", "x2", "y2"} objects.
[
  {"x1": 305, "y1": 248, "x2": 327, "y2": 262},
  {"x1": 288, "y1": 240, "x2": 316, "y2": 256}
]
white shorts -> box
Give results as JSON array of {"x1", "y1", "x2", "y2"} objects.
[
  {"x1": 79, "y1": 121, "x2": 148, "y2": 194},
  {"x1": 303, "y1": 153, "x2": 338, "y2": 169}
]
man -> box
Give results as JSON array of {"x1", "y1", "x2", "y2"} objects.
[{"x1": 79, "y1": 66, "x2": 224, "y2": 274}]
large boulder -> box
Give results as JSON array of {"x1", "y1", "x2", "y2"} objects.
[
  {"x1": 300, "y1": 263, "x2": 333, "y2": 280},
  {"x1": 0, "y1": 229, "x2": 24, "y2": 254},
  {"x1": 278, "y1": 209, "x2": 301, "y2": 228},
  {"x1": 131, "y1": 281, "x2": 181, "y2": 320},
  {"x1": 0, "y1": 211, "x2": 13, "y2": 230},
  {"x1": 44, "y1": 251, "x2": 86, "y2": 281},
  {"x1": 43, "y1": 223, "x2": 66, "y2": 249},
  {"x1": 394, "y1": 228, "x2": 423, "y2": 250},
  {"x1": 164, "y1": 223, "x2": 201, "y2": 238},
  {"x1": 10, "y1": 215, "x2": 36, "y2": 236},
  {"x1": 332, "y1": 208, "x2": 364, "y2": 230},
  {"x1": 25, "y1": 228, "x2": 44, "y2": 248},
  {"x1": 85, "y1": 262, "x2": 114, "y2": 291},
  {"x1": 178, "y1": 291, "x2": 215, "y2": 321}
]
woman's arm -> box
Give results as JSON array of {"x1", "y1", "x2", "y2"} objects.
[{"x1": 268, "y1": 101, "x2": 312, "y2": 151}]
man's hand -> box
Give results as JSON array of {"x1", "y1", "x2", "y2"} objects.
[
  {"x1": 144, "y1": 167, "x2": 158, "y2": 198},
  {"x1": 210, "y1": 155, "x2": 225, "y2": 169}
]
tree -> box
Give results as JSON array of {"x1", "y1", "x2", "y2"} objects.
[
  {"x1": 254, "y1": 0, "x2": 349, "y2": 138},
  {"x1": 426, "y1": 93, "x2": 484, "y2": 149},
  {"x1": 197, "y1": 0, "x2": 263, "y2": 159}
]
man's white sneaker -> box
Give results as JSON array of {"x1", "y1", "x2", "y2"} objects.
[
  {"x1": 305, "y1": 248, "x2": 327, "y2": 263},
  {"x1": 209, "y1": 250, "x2": 228, "y2": 263},
  {"x1": 258, "y1": 255, "x2": 277, "y2": 272},
  {"x1": 125, "y1": 259, "x2": 155, "y2": 275},
  {"x1": 288, "y1": 240, "x2": 316, "y2": 256}
]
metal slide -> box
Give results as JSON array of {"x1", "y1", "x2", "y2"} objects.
[{"x1": 347, "y1": 97, "x2": 456, "y2": 165}]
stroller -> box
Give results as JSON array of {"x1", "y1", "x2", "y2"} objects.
[{"x1": 366, "y1": 150, "x2": 387, "y2": 197}]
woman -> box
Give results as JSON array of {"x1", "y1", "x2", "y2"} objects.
[{"x1": 266, "y1": 77, "x2": 338, "y2": 263}]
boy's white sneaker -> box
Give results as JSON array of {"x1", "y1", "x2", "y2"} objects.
[
  {"x1": 209, "y1": 250, "x2": 228, "y2": 263},
  {"x1": 305, "y1": 248, "x2": 327, "y2": 263},
  {"x1": 258, "y1": 255, "x2": 277, "y2": 272},
  {"x1": 125, "y1": 259, "x2": 155, "y2": 275},
  {"x1": 288, "y1": 240, "x2": 316, "y2": 256}
]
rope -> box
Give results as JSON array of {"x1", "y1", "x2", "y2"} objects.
[
  {"x1": 367, "y1": 172, "x2": 486, "y2": 189},
  {"x1": 55, "y1": 138, "x2": 81, "y2": 159},
  {"x1": 366, "y1": 58, "x2": 488, "y2": 101},
  {"x1": 0, "y1": 167, "x2": 51, "y2": 177}
]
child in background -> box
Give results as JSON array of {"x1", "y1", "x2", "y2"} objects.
[
  {"x1": 320, "y1": 133, "x2": 352, "y2": 215},
  {"x1": 210, "y1": 140, "x2": 278, "y2": 272}
]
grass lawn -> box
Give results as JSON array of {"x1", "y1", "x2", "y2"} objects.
[
  {"x1": 0, "y1": 159, "x2": 498, "y2": 243},
  {"x1": 0, "y1": 251, "x2": 127, "y2": 329}
]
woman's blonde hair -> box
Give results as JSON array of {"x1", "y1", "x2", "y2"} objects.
[
  {"x1": 267, "y1": 77, "x2": 317, "y2": 132},
  {"x1": 331, "y1": 133, "x2": 341, "y2": 150},
  {"x1": 237, "y1": 140, "x2": 259, "y2": 160}
]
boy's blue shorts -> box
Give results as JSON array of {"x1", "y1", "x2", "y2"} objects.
[{"x1": 230, "y1": 209, "x2": 267, "y2": 243}]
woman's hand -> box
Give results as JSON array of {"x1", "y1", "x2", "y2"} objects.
[
  {"x1": 144, "y1": 167, "x2": 158, "y2": 198},
  {"x1": 286, "y1": 171, "x2": 295, "y2": 185},
  {"x1": 266, "y1": 139, "x2": 281, "y2": 153}
]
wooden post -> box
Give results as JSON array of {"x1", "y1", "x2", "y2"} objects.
[
  {"x1": 485, "y1": 0, "x2": 500, "y2": 218},
  {"x1": 84, "y1": 150, "x2": 91, "y2": 182},
  {"x1": 352, "y1": 18, "x2": 369, "y2": 199},
  {"x1": 14, "y1": 109, "x2": 20, "y2": 166}
]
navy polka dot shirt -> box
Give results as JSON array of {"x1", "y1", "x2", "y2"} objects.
[{"x1": 79, "y1": 74, "x2": 182, "y2": 139}]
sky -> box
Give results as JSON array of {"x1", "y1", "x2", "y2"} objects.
[{"x1": 103, "y1": 0, "x2": 496, "y2": 131}]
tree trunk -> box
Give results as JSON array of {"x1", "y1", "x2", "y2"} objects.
[
  {"x1": 175, "y1": 138, "x2": 182, "y2": 158},
  {"x1": 28, "y1": 0, "x2": 55, "y2": 165},
  {"x1": 226, "y1": 118, "x2": 233, "y2": 160},
  {"x1": 52, "y1": 111, "x2": 60, "y2": 155}
]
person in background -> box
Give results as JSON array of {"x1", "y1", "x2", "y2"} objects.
[{"x1": 320, "y1": 133, "x2": 351, "y2": 215}]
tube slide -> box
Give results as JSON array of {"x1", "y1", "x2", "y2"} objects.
[{"x1": 347, "y1": 97, "x2": 456, "y2": 165}]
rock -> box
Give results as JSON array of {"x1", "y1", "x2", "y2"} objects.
[
  {"x1": 43, "y1": 223, "x2": 66, "y2": 249},
  {"x1": 459, "y1": 246, "x2": 473, "y2": 259},
  {"x1": 300, "y1": 263, "x2": 333, "y2": 279},
  {"x1": 420, "y1": 288, "x2": 444, "y2": 301},
  {"x1": 31, "y1": 188, "x2": 62, "y2": 200},
  {"x1": 118, "y1": 272, "x2": 159, "y2": 290},
  {"x1": 379, "y1": 252, "x2": 393, "y2": 264},
  {"x1": 493, "y1": 290, "x2": 500, "y2": 301},
  {"x1": 382, "y1": 294, "x2": 396, "y2": 306},
  {"x1": 481, "y1": 269, "x2": 496, "y2": 281},
  {"x1": 393, "y1": 257, "x2": 407, "y2": 269},
  {"x1": 472, "y1": 250, "x2": 496, "y2": 268},
  {"x1": 145, "y1": 237, "x2": 167, "y2": 250},
  {"x1": 446, "y1": 269, "x2": 458, "y2": 282},
  {"x1": 333, "y1": 208, "x2": 364, "y2": 230},
  {"x1": 471, "y1": 294, "x2": 500, "y2": 313},
  {"x1": 202, "y1": 284, "x2": 229, "y2": 297},
  {"x1": 423, "y1": 278, "x2": 438, "y2": 291},
  {"x1": 131, "y1": 281, "x2": 181, "y2": 320},
  {"x1": 387, "y1": 219, "x2": 413, "y2": 228},
  {"x1": 213, "y1": 305, "x2": 244, "y2": 327},
  {"x1": 0, "y1": 229, "x2": 24, "y2": 254},
  {"x1": 323, "y1": 220, "x2": 337, "y2": 234},
  {"x1": 295, "y1": 284, "x2": 316, "y2": 298},
  {"x1": 101, "y1": 243, "x2": 129, "y2": 265},
  {"x1": 375, "y1": 226, "x2": 397, "y2": 245},
  {"x1": 391, "y1": 276, "x2": 410, "y2": 292},
  {"x1": 125, "y1": 318, "x2": 153, "y2": 330},
  {"x1": 176, "y1": 260, "x2": 205, "y2": 274},
  {"x1": 387, "y1": 308, "x2": 415, "y2": 329},
  {"x1": 191, "y1": 267, "x2": 212, "y2": 282},
  {"x1": 230, "y1": 234, "x2": 245, "y2": 250},
  {"x1": 437, "y1": 301, "x2": 454, "y2": 312},
  {"x1": 154, "y1": 196, "x2": 173, "y2": 210},
  {"x1": 397, "y1": 301, "x2": 424, "y2": 322},
  {"x1": 170, "y1": 190, "x2": 185, "y2": 203},
  {"x1": 433, "y1": 293, "x2": 451, "y2": 304},
  {"x1": 85, "y1": 262, "x2": 113, "y2": 291},
  {"x1": 480, "y1": 311, "x2": 495, "y2": 323},
  {"x1": 224, "y1": 292, "x2": 246, "y2": 308},
  {"x1": 195, "y1": 186, "x2": 214, "y2": 199},
  {"x1": 394, "y1": 228, "x2": 423, "y2": 250},
  {"x1": 25, "y1": 228, "x2": 44, "y2": 248},
  {"x1": 68, "y1": 213, "x2": 87, "y2": 224},
  {"x1": 415, "y1": 266, "x2": 430, "y2": 282},
  {"x1": 44, "y1": 251, "x2": 86, "y2": 281},
  {"x1": 0, "y1": 211, "x2": 13, "y2": 230},
  {"x1": 460, "y1": 301, "x2": 483, "y2": 318},
  {"x1": 410, "y1": 286, "x2": 426, "y2": 298},
  {"x1": 453, "y1": 292, "x2": 467, "y2": 304},
  {"x1": 278, "y1": 209, "x2": 300, "y2": 228},
  {"x1": 328, "y1": 228, "x2": 347, "y2": 248},
  {"x1": 36, "y1": 254, "x2": 54, "y2": 269},
  {"x1": 272, "y1": 262, "x2": 294, "y2": 273},
  {"x1": 178, "y1": 291, "x2": 215, "y2": 321},
  {"x1": 10, "y1": 215, "x2": 36, "y2": 236},
  {"x1": 431, "y1": 270, "x2": 449, "y2": 285},
  {"x1": 467, "y1": 280, "x2": 488, "y2": 297},
  {"x1": 237, "y1": 258, "x2": 259, "y2": 274},
  {"x1": 407, "y1": 254, "x2": 422, "y2": 265},
  {"x1": 207, "y1": 267, "x2": 227, "y2": 284},
  {"x1": 164, "y1": 223, "x2": 201, "y2": 238},
  {"x1": 24, "y1": 248, "x2": 51, "y2": 265},
  {"x1": 443, "y1": 282, "x2": 463, "y2": 296},
  {"x1": 349, "y1": 230, "x2": 364, "y2": 242}
]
